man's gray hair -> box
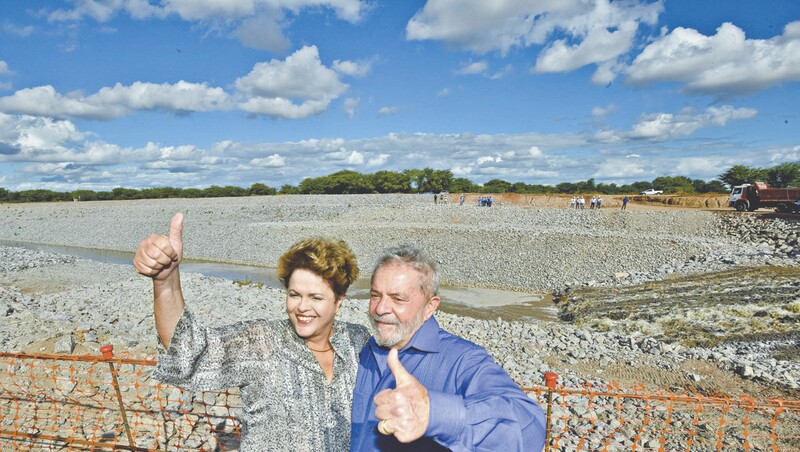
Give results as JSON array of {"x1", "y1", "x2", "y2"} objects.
[{"x1": 372, "y1": 244, "x2": 440, "y2": 298}]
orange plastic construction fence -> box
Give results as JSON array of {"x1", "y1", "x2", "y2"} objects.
[
  {"x1": 523, "y1": 377, "x2": 800, "y2": 452},
  {"x1": 1, "y1": 347, "x2": 798, "y2": 451}
]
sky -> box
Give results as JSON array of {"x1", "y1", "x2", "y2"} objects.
[{"x1": 0, "y1": 0, "x2": 798, "y2": 192}]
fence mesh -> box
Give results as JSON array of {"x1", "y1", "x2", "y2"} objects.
[{"x1": 1, "y1": 348, "x2": 798, "y2": 451}]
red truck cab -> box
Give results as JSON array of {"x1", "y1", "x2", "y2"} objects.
[{"x1": 729, "y1": 182, "x2": 800, "y2": 212}]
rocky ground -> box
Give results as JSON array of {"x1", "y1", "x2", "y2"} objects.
[{"x1": 0, "y1": 195, "x2": 798, "y2": 402}]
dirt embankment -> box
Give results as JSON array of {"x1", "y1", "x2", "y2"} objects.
[{"x1": 450, "y1": 193, "x2": 731, "y2": 210}]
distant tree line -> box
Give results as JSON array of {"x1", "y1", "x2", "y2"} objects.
[
  {"x1": 717, "y1": 163, "x2": 800, "y2": 188},
  {"x1": 1, "y1": 163, "x2": 796, "y2": 203}
]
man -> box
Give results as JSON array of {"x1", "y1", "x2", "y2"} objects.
[{"x1": 350, "y1": 245, "x2": 546, "y2": 451}]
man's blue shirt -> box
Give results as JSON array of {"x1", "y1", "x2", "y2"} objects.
[{"x1": 350, "y1": 316, "x2": 546, "y2": 451}]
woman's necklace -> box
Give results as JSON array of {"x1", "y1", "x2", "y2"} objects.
[{"x1": 307, "y1": 342, "x2": 333, "y2": 353}]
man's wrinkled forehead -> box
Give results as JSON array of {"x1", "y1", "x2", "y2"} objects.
[{"x1": 371, "y1": 262, "x2": 425, "y2": 293}]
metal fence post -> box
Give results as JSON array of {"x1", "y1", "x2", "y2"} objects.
[
  {"x1": 544, "y1": 372, "x2": 558, "y2": 452},
  {"x1": 100, "y1": 345, "x2": 136, "y2": 449}
]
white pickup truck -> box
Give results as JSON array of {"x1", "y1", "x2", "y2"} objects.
[{"x1": 640, "y1": 189, "x2": 663, "y2": 196}]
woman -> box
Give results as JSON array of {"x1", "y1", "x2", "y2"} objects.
[{"x1": 133, "y1": 213, "x2": 370, "y2": 451}]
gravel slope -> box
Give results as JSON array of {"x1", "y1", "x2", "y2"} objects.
[{"x1": 0, "y1": 195, "x2": 726, "y2": 291}]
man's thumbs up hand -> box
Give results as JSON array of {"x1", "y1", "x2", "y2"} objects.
[
  {"x1": 387, "y1": 347, "x2": 416, "y2": 386},
  {"x1": 134, "y1": 212, "x2": 184, "y2": 281},
  {"x1": 373, "y1": 348, "x2": 430, "y2": 443}
]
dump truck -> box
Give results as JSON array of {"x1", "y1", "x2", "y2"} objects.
[{"x1": 729, "y1": 182, "x2": 800, "y2": 212}]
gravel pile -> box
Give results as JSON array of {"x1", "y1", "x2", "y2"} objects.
[
  {"x1": 717, "y1": 212, "x2": 800, "y2": 258},
  {"x1": 0, "y1": 245, "x2": 76, "y2": 273},
  {"x1": 0, "y1": 195, "x2": 728, "y2": 291}
]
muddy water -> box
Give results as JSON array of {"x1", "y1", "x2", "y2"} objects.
[{"x1": 1, "y1": 240, "x2": 557, "y2": 322}]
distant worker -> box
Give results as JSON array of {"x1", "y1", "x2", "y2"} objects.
[
  {"x1": 590, "y1": 196, "x2": 596, "y2": 209},
  {"x1": 459, "y1": 194, "x2": 465, "y2": 206},
  {"x1": 596, "y1": 196, "x2": 602, "y2": 209},
  {"x1": 433, "y1": 193, "x2": 438, "y2": 205},
  {"x1": 621, "y1": 196, "x2": 629, "y2": 210}
]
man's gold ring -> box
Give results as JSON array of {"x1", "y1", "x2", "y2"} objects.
[{"x1": 377, "y1": 419, "x2": 393, "y2": 435}]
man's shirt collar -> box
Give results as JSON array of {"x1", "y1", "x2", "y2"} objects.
[{"x1": 369, "y1": 315, "x2": 442, "y2": 375}]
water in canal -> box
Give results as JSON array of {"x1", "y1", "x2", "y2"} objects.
[{"x1": 1, "y1": 240, "x2": 557, "y2": 322}]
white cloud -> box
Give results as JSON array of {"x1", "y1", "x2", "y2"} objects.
[
  {"x1": 378, "y1": 106, "x2": 397, "y2": 116},
  {"x1": 626, "y1": 21, "x2": 800, "y2": 95},
  {"x1": 456, "y1": 61, "x2": 488, "y2": 75},
  {"x1": 525, "y1": 168, "x2": 559, "y2": 178},
  {"x1": 200, "y1": 156, "x2": 221, "y2": 165},
  {"x1": 406, "y1": 0, "x2": 662, "y2": 80},
  {"x1": 534, "y1": 20, "x2": 638, "y2": 74},
  {"x1": 144, "y1": 160, "x2": 172, "y2": 170},
  {"x1": 528, "y1": 146, "x2": 544, "y2": 158},
  {"x1": 473, "y1": 165, "x2": 510, "y2": 176},
  {"x1": 47, "y1": 0, "x2": 135, "y2": 22},
  {"x1": 594, "y1": 158, "x2": 646, "y2": 178},
  {"x1": 437, "y1": 87, "x2": 451, "y2": 97},
  {"x1": 4, "y1": 114, "x2": 87, "y2": 155},
  {"x1": 47, "y1": 0, "x2": 366, "y2": 22},
  {"x1": 333, "y1": 58, "x2": 373, "y2": 77},
  {"x1": 0, "y1": 61, "x2": 9, "y2": 75},
  {"x1": 592, "y1": 104, "x2": 616, "y2": 118},
  {"x1": 235, "y1": 46, "x2": 348, "y2": 118},
  {"x1": 593, "y1": 129, "x2": 620, "y2": 143},
  {"x1": 451, "y1": 165, "x2": 473, "y2": 175},
  {"x1": 160, "y1": 145, "x2": 201, "y2": 160},
  {"x1": 675, "y1": 156, "x2": 727, "y2": 178},
  {"x1": 0, "y1": 110, "x2": 783, "y2": 191},
  {"x1": 22, "y1": 161, "x2": 83, "y2": 175},
  {"x1": 212, "y1": 140, "x2": 235, "y2": 153},
  {"x1": 628, "y1": 105, "x2": 757, "y2": 140},
  {"x1": 0, "y1": 86, "x2": 121, "y2": 119},
  {"x1": 591, "y1": 60, "x2": 624, "y2": 85},
  {"x1": 346, "y1": 150, "x2": 364, "y2": 164},
  {"x1": 234, "y1": 12, "x2": 291, "y2": 52},
  {"x1": 367, "y1": 153, "x2": 389, "y2": 166},
  {"x1": 80, "y1": 141, "x2": 127, "y2": 164},
  {"x1": 406, "y1": 0, "x2": 553, "y2": 55},
  {"x1": 45, "y1": 0, "x2": 367, "y2": 49},
  {"x1": 238, "y1": 98, "x2": 330, "y2": 119},
  {"x1": 96, "y1": 81, "x2": 231, "y2": 112},
  {"x1": 490, "y1": 64, "x2": 513, "y2": 80},
  {"x1": 342, "y1": 97, "x2": 360, "y2": 118},
  {"x1": 0, "y1": 82, "x2": 231, "y2": 120},
  {"x1": 250, "y1": 154, "x2": 286, "y2": 167},
  {"x1": 2, "y1": 23, "x2": 35, "y2": 37},
  {"x1": 767, "y1": 145, "x2": 800, "y2": 164}
]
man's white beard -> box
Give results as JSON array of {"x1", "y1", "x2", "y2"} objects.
[{"x1": 370, "y1": 306, "x2": 427, "y2": 348}]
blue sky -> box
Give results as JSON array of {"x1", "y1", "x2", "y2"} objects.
[{"x1": 0, "y1": 0, "x2": 798, "y2": 191}]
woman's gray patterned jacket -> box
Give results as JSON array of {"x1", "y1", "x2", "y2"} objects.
[{"x1": 154, "y1": 309, "x2": 371, "y2": 451}]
